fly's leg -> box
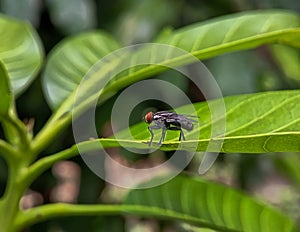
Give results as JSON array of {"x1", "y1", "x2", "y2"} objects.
[
  {"x1": 147, "y1": 125, "x2": 162, "y2": 146},
  {"x1": 179, "y1": 129, "x2": 186, "y2": 141},
  {"x1": 167, "y1": 124, "x2": 185, "y2": 141},
  {"x1": 158, "y1": 127, "x2": 167, "y2": 145},
  {"x1": 147, "y1": 126, "x2": 154, "y2": 146}
]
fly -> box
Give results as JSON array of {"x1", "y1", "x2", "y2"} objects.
[{"x1": 144, "y1": 111, "x2": 199, "y2": 146}]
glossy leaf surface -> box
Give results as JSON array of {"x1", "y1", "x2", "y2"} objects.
[
  {"x1": 78, "y1": 90, "x2": 300, "y2": 153},
  {"x1": 42, "y1": 31, "x2": 121, "y2": 109},
  {"x1": 0, "y1": 60, "x2": 12, "y2": 117},
  {"x1": 42, "y1": 10, "x2": 300, "y2": 112},
  {"x1": 124, "y1": 175, "x2": 298, "y2": 232},
  {"x1": 0, "y1": 14, "x2": 43, "y2": 95}
]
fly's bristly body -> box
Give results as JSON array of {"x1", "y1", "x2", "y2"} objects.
[{"x1": 144, "y1": 111, "x2": 199, "y2": 146}]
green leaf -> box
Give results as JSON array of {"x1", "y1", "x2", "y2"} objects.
[
  {"x1": 102, "y1": 10, "x2": 300, "y2": 104},
  {"x1": 155, "y1": 10, "x2": 300, "y2": 58},
  {"x1": 0, "y1": 60, "x2": 12, "y2": 117},
  {"x1": 0, "y1": 13, "x2": 43, "y2": 95},
  {"x1": 30, "y1": 90, "x2": 300, "y2": 183},
  {"x1": 15, "y1": 175, "x2": 298, "y2": 231},
  {"x1": 43, "y1": 10, "x2": 300, "y2": 113},
  {"x1": 36, "y1": 10, "x2": 300, "y2": 154},
  {"x1": 107, "y1": 8, "x2": 298, "y2": 106},
  {"x1": 124, "y1": 175, "x2": 298, "y2": 232},
  {"x1": 42, "y1": 31, "x2": 121, "y2": 110},
  {"x1": 104, "y1": 90, "x2": 300, "y2": 153}
]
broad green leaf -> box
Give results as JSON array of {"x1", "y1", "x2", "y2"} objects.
[
  {"x1": 42, "y1": 31, "x2": 121, "y2": 110},
  {"x1": 37, "y1": 10, "x2": 300, "y2": 153},
  {"x1": 104, "y1": 10, "x2": 300, "y2": 98},
  {"x1": 0, "y1": 60, "x2": 12, "y2": 117},
  {"x1": 14, "y1": 176, "x2": 297, "y2": 231},
  {"x1": 42, "y1": 10, "x2": 300, "y2": 113},
  {"x1": 0, "y1": 13, "x2": 43, "y2": 95},
  {"x1": 124, "y1": 175, "x2": 298, "y2": 232},
  {"x1": 155, "y1": 10, "x2": 300, "y2": 57},
  {"x1": 89, "y1": 90, "x2": 300, "y2": 153}
]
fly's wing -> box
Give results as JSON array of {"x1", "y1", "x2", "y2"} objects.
[
  {"x1": 171, "y1": 114, "x2": 199, "y2": 128},
  {"x1": 176, "y1": 114, "x2": 195, "y2": 130},
  {"x1": 178, "y1": 114, "x2": 199, "y2": 122},
  {"x1": 155, "y1": 112, "x2": 199, "y2": 123},
  {"x1": 164, "y1": 113, "x2": 199, "y2": 131},
  {"x1": 154, "y1": 112, "x2": 199, "y2": 129}
]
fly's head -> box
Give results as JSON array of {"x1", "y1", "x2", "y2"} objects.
[{"x1": 144, "y1": 111, "x2": 154, "y2": 124}]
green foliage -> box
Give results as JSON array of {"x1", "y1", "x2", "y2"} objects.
[
  {"x1": 15, "y1": 175, "x2": 298, "y2": 232},
  {"x1": 43, "y1": 10, "x2": 300, "y2": 112},
  {"x1": 156, "y1": 10, "x2": 300, "y2": 57},
  {"x1": 112, "y1": 90, "x2": 300, "y2": 153},
  {"x1": 124, "y1": 175, "x2": 298, "y2": 232},
  {"x1": 43, "y1": 31, "x2": 121, "y2": 109},
  {"x1": 0, "y1": 8, "x2": 299, "y2": 232},
  {"x1": 0, "y1": 13, "x2": 43, "y2": 95},
  {"x1": 0, "y1": 60, "x2": 11, "y2": 117}
]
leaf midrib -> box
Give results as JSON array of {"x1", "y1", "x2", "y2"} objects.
[{"x1": 83, "y1": 131, "x2": 300, "y2": 148}]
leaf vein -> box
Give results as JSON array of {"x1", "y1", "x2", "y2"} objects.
[
  {"x1": 221, "y1": 19, "x2": 245, "y2": 44},
  {"x1": 225, "y1": 94, "x2": 300, "y2": 136}
]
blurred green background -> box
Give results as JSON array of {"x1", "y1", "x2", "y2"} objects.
[{"x1": 1, "y1": 0, "x2": 300, "y2": 231}]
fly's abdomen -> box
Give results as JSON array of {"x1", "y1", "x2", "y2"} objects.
[{"x1": 181, "y1": 121, "x2": 194, "y2": 131}]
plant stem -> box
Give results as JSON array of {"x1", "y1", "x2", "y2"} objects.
[
  {"x1": 0, "y1": 158, "x2": 29, "y2": 232},
  {"x1": 15, "y1": 203, "x2": 205, "y2": 231},
  {"x1": 14, "y1": 202, "x2": 240, "y2": 232},
  {"x1": 15, "y1": 203, "x2": 126, "y2": 229},
  {"x1": 2, "y1": 109, "x2": 31, "y2": 149},
  {"x1": 22, "y1": 144, "x2": 79, "y2": 187},
  {"x1": 24, "y1": 138, "x2": 151, "y2": 187},
  {"x1": 0, "y1": 139, "x2": 19, "y2": 162},
  {"x1": 31, "y1": 110, "x2": 72, "y2": 157}
]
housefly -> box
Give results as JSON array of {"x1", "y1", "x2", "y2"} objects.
[{"x1": 144, "y1": 111, "x2": 199, "y2": 146}]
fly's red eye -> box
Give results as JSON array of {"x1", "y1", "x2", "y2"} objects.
[{"x1": 145, "y1": 112, "x2": 153, "y2": 123}]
